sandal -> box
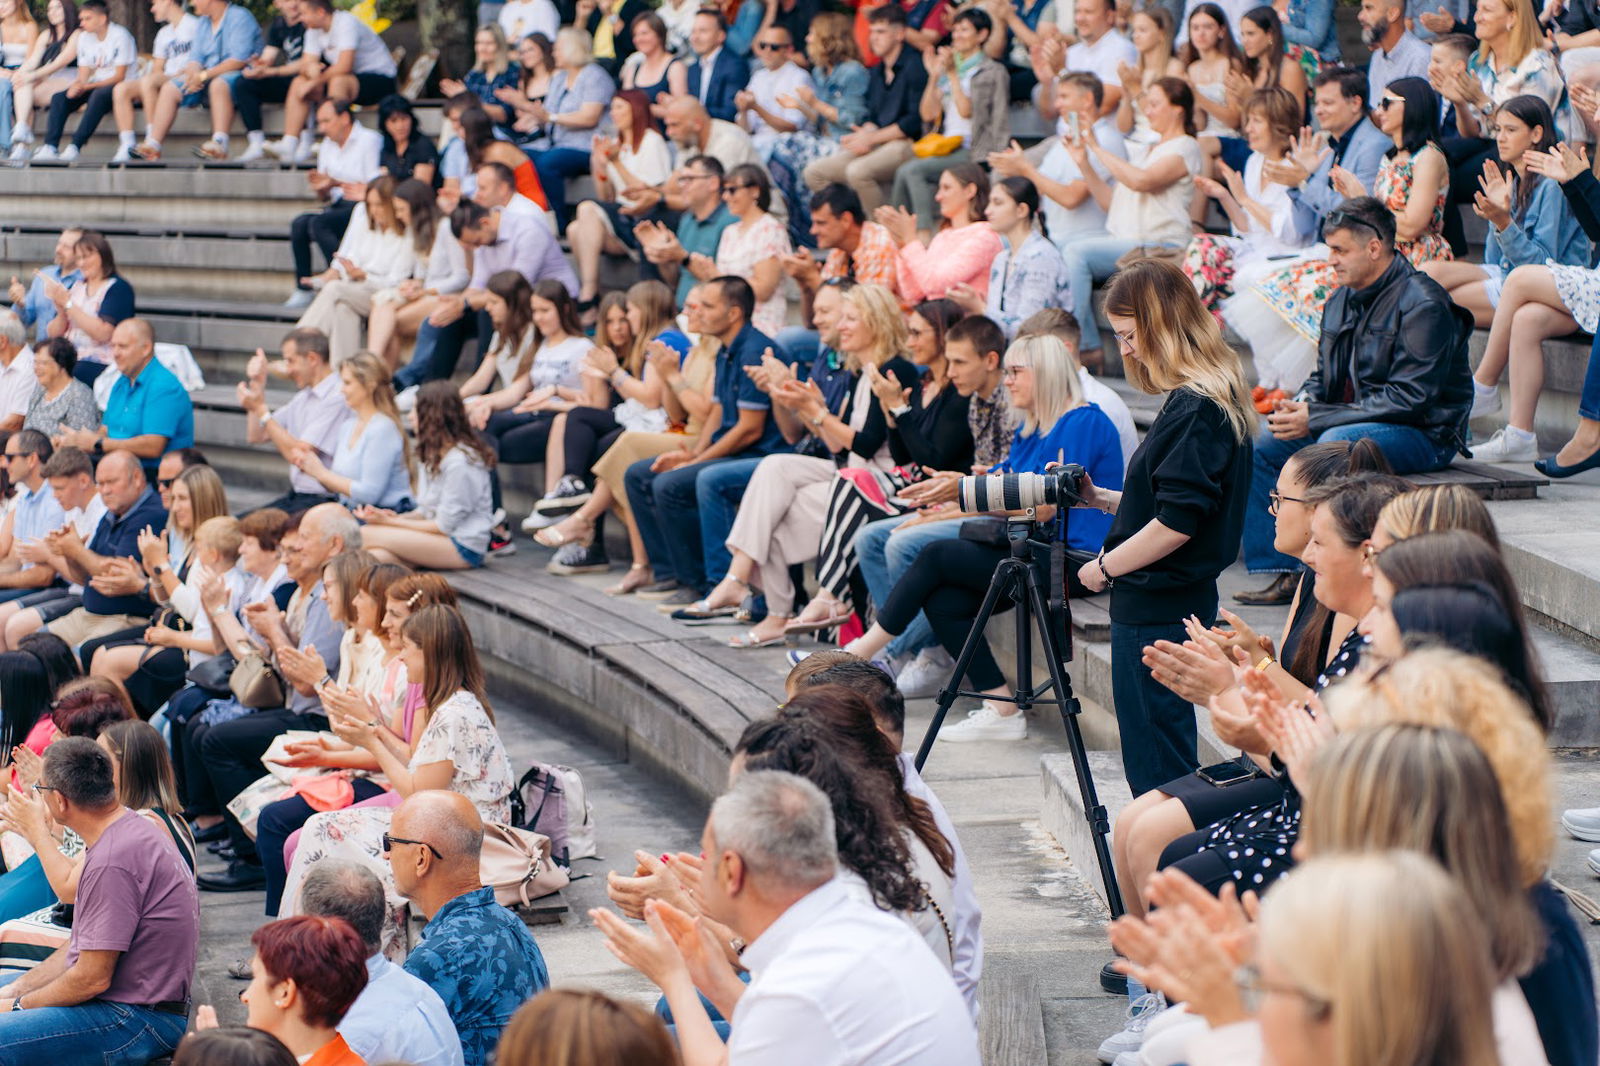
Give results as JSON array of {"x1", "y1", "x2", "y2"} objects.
[
  {"x1": 534, "y1": 514, "x2": 594, "y2": 549},
  {"x1": 671, "y1": 599, "x2": 741, "y2": 623},
  {"x1": 784, "y1": 601, "x2": 854, "y2": 635},
  {"x1": 727, "y1": 628, "x2": 790, "y2": 649},
  {"x1": 604, "y1": 564, "x2": 652, "y2": 596}
]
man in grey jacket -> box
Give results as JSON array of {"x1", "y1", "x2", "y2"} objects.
[{"x1": 1268, "y1": 66, "x2": 1392, "y2": 240}]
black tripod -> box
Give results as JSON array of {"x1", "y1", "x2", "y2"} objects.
[{"x1": 912, "y1": 515, "x2": 1124, "y2": 918}]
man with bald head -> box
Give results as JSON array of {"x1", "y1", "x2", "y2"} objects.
[
  {"x1": 42, "y1": 449, "x2": 167, "y2": 651},
  {"x1": 55, "y1": 317, "x2": 194, "y2": 481},
  {"x1": 195, "y1": 500, "x2": 358, "y2": 892},
  {"x1": 393, "y1": 791, "x2": 549, "y2": 1066}
]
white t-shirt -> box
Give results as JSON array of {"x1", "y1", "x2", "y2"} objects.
[
  {"x1": 63, "y1": 495, "x2": 108, "y2": 595},
  {"x1": 305, "y1": 11, "x2": 397, "y2": 77},
  {"x1": 78, "y1": 24, "x2": 138, "y2": 84},
  {"x1": 1106, "y1": 135, "x2": 1202, "y2": 246},
  {"x1": 527, "y1": 335, "x2": 592, "y2": 392},
  {"x1": 745, "y1": 61, "x2": 810, "y2": 142},
  {"x1": 154, "y1": 14, "x2": 202, "y2": 78},
  {"x1": 498, "y1": 0, "x2": 559, "y2": 43},
  {"x1": 1038, "y1": 117, "x2": 1126, "y2": 242},
  {"x1": 316, "y1": 123, "x2": 384, "y2": 192},
  {"x1": 1058, "y1": 31, "x2": 1136, "y2": 135}
]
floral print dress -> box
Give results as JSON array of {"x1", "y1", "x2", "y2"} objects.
[
  {"x1": 1251, "y1": 148, "x2": 1452, "y2": 343},
  {"x1": 279, "y1": 690, "x2": 514, "y2": 958}
]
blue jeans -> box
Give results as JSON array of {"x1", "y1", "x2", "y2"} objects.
[
  {"x1": 0, "y1": 80, "x2": 12, "y2": 150},
  {"x1": 855, "y1": 514, "x2": 962, "y2": 659},
  {"x1": 1581, "y1": 330, "x2": 1600, "y2": 422},
  {"x1": 1112, "y1": 619, "x2": 1205, "y2": 797},
  {"x1": 695, "y1": 456, "x2": 760, "y2": 588},
  {"x1": 1244, "y1": 421, "x2": 1458, "y2": 573},
  {"x1": 626, "y1": 455, "x2": 759, "y2": 594},
  {"x1": 1056, "y1": 231, "x2": 1135, "y2": 353},
  {"x1": 530, "y1": 146, "x2": 592, "y2": 231},
  {"x1": 0, "y1": 974, "x2": 188, "y2": 1065},
  {"x1": 394, "y1": 309, "x2": 489, "y2": 390}
]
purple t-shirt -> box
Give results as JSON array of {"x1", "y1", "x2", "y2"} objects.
[{"x1": 68, "y1": 809, "x2": 199, "y2": 1004}]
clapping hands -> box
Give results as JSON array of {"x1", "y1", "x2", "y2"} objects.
[{"x1": 1472, "y1": 158, "x2": 1514, "y2": 228}]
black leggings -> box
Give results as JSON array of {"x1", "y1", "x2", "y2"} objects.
[
  {"x1": 483, "y1": 409, "x2": 558, "y2": 512},
  {"x1": 563, "y1": 405, "x2": 623, "y2": 480},
  {"x1": 876, "y1": 539, "x2": 1014, "y2": 690}
]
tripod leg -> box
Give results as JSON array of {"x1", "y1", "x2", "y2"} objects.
[
  {"x1": 1021, "y1": 566, "x2": 1126, "y2": 918},
  {"x1": 912, "y1": 559, "x2": 1025, "y2": 772}
]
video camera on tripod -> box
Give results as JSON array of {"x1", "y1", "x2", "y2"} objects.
[{"x1": 913, "y1": 460, "x2": 1124, "y2": 915}]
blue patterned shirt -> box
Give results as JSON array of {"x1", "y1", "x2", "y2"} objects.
[{"x1": 403, "y1": 886, "x2": 550, "y2": 1066}]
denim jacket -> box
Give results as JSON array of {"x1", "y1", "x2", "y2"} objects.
[
  {"x1": 1484, "y1": 174, "x2": 1592, "y2": 276},
  {"x1": 813, "y1": 59, "x2": 869, "y2": 136}
]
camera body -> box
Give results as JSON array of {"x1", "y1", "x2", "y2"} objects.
[{"x1": 957, "y1": 463, "x2": 1087, "y2": 514}]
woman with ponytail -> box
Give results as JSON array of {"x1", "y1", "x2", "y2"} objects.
[{"x1": 947, "y1": 175, "x2": 1070, "y2": 340}]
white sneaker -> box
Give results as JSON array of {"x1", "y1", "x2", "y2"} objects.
[
  {"x1": 292, "y1": 138, "x2": 315, "y2": 165},
  {"x1": 1472, "y1": 426, "x2": 1538, "y2": 463},
  {"x1": 1097, "y1": 992, "x2": 1166, "y2": 1063},
  {"x1": 110, "y1": 145, "x2": 132, "y2": 163},
  {"x1": 263, "y1": 137, "x2": 295, "y2": 160},
  {"x1": 30, "y1": 145, "x2": 57, "y2": 161},
  {"x1": 1563, "y1": 807, "x2": 1600, "y2": 841},
  {"x1": 58, "y1": 144, "x2": 77, "y2": 162},
  {"x1": 282, "y1": 289, "x2": 315, "y2": 309},
  {"x1": 1470, "y1": 382, "x2": 1502, "y2": 418},
  {"x1": 395, "y1": 384, "x2": 419, "y2": 413},
  {"x1": 7, "y1": 141, "x2": 28, "y2": 161},
  {"x1": 937, "y1": 701, "x2": 1027, "y2": 743},
  {"x1": 236, "y1": 141, "x2": 266, "y2": 162},
  {"x1": 1112, "y1": 1055, "x2": 1141, "y2": 1066},
  {"x1": 896, "y1": 646, "x2": 955, "y2": 700},
  {"x1": 520, "y1": 509, "x2": 557, "y2": 532},
  {"x1": 1589, "y1": 848, "x2": 1600, "y2": 877}
]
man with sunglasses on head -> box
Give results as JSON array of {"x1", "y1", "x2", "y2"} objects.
[
  {"x1": 391, "y1": 791, "x2": 548, "y2": 1066},
  {"x1": 1238, "y1": 195, "x2": 1472, "y2": 604}
]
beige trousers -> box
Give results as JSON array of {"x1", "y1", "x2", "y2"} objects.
[
  {"x1": 724, "y1": 453, "x2": 836, "y2": 617},
  {"x1": 803, "y1": 140, "x2": 917, "y2": 213},
  {"x1": 297, "y1": 278, "x2": 378, "y2": 364}
]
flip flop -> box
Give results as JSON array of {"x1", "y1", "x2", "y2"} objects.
[
  {"x1": 672, "y1": 600, "x2": 740, "y2": 623},
  {"x1": 726, "y1": 629, "x2": 789, "y2": 649},
  {"x1": 783, "y1": 606, "x2": 854, "y2": 635}
]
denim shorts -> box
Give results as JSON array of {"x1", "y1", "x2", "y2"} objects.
[{"x1": 451, "y1": 538, "x2": 485, "y2": 568}]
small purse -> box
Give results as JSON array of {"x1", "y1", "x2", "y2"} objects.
[
  {"x1": 912, "y1": 131, "x2": 963, "y2": 158},
  {"x1": 230, "y1": 651, "x2": 286, "y2": 709},
  {"x1": 185, "y1": 653, "x2": 237, "y2": 696}
]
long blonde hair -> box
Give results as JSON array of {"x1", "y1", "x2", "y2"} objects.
[
  {"x1": 624, "y1": 280, "x2": 676, "y2": 376},
  {"x1": 1300, "y1": 723, "x2": 1545, "y2": 982},
  {"x1": 1480, "y1": 0, "x2": 1541, "y2": 66},
  {"x1": 342, "y1": 351, "x2": 417, "y2": 490},
  {"x1": 1377, "y1": 484, "x2": 1500, "y2": 548},
  {"x1": 1258, "y1": 852, "x2": 1502, "y2": 1066},
  {"x1": 1102, "y1": 258, "x2": 1255, "y2": 441},
  {"x1": 840, "y1": 284, "x2": 907, "y2": 373},
  {"x1": 1325, "y1": 647, "x2": 1554, "y2": 885},
  {"x1": 1005, "y1": 334, "x2": 1083, "y2": 435},
  {"x1": 176, "y1": 464, "x2": 229, "y2": 536}
]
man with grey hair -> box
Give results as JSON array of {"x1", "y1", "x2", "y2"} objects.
[
  {"x1": 0, "y1": 312, "x2": 33, "y2": 432},
  {"x1": 391, "y1": 791, "x2": 549, "y2": 1066},
  {"x1": 301, "y1": 860, "x2": 464, "y2": 1066},
  {"x1": 594, "y1": 770, "x2": 979, "y2": 1066},
  {"x1": 195, "y1": 500, "x2": 356, "y2": 892}
]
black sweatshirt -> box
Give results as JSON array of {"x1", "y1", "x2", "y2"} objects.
[
  {"x1": 890, "y1": 382, "x2": 974, "y2": 472},
  {"x1": 1102, "y1": 387, "x2": 1252, "y2": 626}
]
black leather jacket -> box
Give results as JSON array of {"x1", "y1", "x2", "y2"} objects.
[{"x1": 1303, "y1": 255, "x2": 1473, "y2": 453}]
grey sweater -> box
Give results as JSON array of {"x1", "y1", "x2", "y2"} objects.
[{"x1": 417, "y1": 446, "x2": 494, "y2": 557}]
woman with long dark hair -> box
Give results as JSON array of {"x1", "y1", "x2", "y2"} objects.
[
  {"x1": 948, "y1": 175, "x2": 1069, "y2": 339},
  {"x1": 1072, "y1": 258, "x2": 1254, "y2": 796},
  {"x1": 458, "y1": 104, "x2": 550, "y2": 211},
  {"x1": 359, "y1": 382, "x2": 496, "y2": 571}
]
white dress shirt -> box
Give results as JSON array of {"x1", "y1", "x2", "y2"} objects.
[
  {"x1": 899, "y1": 753, "x2": 982, "y2": 1020},
  {"x1": 339, "y1": 953, "x2": 465, "y2": 1066},
  {"x1": 729, "y1": 877, "x2": 981, "y2": 1066},
  {"x1": 317, "y1": 123, "x2": 384, "y2": 198},
  {"x1": 0, "y1": 347, "x2": 34, "y2": 425}
]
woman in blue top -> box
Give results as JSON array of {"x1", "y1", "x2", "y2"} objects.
[
  {"x1": 292, "y1": 351, "x2": 414, "y2": 510},
  {"x1": 824, "y1": 333, "x2": 1123, "y2": 741}
]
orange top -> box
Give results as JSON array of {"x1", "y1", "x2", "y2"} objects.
[
  {"x1": 513, "y1": 158, "x2": 550, "y2": 211},
  {"x1": 304, "y1": 1034, "x2": 366, "y2": 1066}
]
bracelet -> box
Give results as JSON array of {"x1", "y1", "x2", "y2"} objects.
[
  {"x1": 1255, "y1": 655, "x2": 1276, "y2": 671},
  {"x1": 808, "y1": 411, "x2": 825, "y2": 428},
  {"x1": 1096, "y1": 551, "x2": 1115, "y2": 588}
]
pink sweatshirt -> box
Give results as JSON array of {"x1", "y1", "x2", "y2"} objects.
[{"x1": 896, "y1": 222, "x2": 1004, "y2": 303}]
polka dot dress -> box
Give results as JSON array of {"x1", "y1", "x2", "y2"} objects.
[{"x1": 1192, "y1": 629, "x2": 1369, "y2": 892}]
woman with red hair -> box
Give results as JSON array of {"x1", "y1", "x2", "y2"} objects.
[
  {"x1": 566, "y1": 88, "x2": 673, "y2": 316},
  {"x1": 227, "y1": 915, "x2": 371, "y2": 1066}
]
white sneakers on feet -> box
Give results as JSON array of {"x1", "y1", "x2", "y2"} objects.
[
  {"x1": 1098, "y1": 992, "x2": 1166, "y2": 1063},
  {"x1": 30, "y1": 144, "x2": 57, "y2": 161},
  {"x1": 111, "y1": 145, "x2": 132, "y2": 163},
  {"x1": 58, "y1": 144, "x2": 78, "y2": 162},
  {"x1": 7, "y1": 141, "x2": 28, "y2": 161},
  {"x1": 896, "y1": 645, "x2": 955, "y2": 699},
  {"x1": 937, "y1": 701, "x2": 1026, "y2": 743},
  {"x1": 1563, "y1": 806, "x2": 1600, "y2": 841},
  {"x1": 1473, "y1": 426, "x2": 1538, "y2": 463},
  {"x1": 236, "y1": 141, "x2": 266, "y2": 162}
]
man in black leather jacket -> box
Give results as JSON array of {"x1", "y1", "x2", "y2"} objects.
[{"x1": 1238, "y1": 196, "x2": 1472, "y2": 600}]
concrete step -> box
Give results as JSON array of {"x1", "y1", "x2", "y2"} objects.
[
  {"x1": 1040, "y1": 750, "x2": 1130, "y2": 914},
  {"x1": 1489, "y1": 484, "x2": 1600, "y2": 648},
  {"x1": 2, "y1": 163, "x2": 316, "y2": 227},
  {"x1": 2, "y1": 229, "x2": 293, "y2": 302}
]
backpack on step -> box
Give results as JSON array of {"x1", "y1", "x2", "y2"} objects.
[
  {"x1": 508, "y1": 762, "x2": 596, "y2": 865},
  {"x1": 480, "y1": 822, "x2": 570, "y2": 908}
]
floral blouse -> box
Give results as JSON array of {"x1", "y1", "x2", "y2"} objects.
[
  {"x1": 412, "y1": 690, "x2": 514, "y2": 824},
  {"x1": 1467, "y1": 46, "x2": 1564, "y2": 125},
  {"x1": 716, "y1": 212, "x2": 793, "y2": 337}
]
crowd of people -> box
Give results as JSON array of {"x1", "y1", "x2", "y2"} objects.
[{"x1": 0, "y1": 0, "x2": 1597, "y2": 1062}]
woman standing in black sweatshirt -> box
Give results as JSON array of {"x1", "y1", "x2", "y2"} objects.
[{"x1": 1073, "y1": 258, "x2": 1256, "y2": 797}]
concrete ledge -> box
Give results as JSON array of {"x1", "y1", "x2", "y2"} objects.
[{"x1": 1040, "y1": 751, "x2": 1129, "y2": 913}]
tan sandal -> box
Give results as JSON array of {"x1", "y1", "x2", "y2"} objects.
[
  {"x1": 534, "y1": 515, "x2": 593, "y2": 549},
  {"x1": 604, "y1": 564, "x2": 652, "y2": 596}
]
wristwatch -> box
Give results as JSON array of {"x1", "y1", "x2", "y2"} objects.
[
  {"x1": 807, "y1": 411, "x2": 825, "y2": 428},
  {"x1": 11, "y1": 996, "x2": 22, "y2": 1011}
]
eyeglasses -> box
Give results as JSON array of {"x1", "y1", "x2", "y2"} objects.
[
  {"x1": 1113, "y1": 328, "x2": 1137, "y2": 351},
  {"x1": 2, "y1": 453, "x2": 24, "y2": 462},
  {"x1": 381, "y1": 833, "x2": 443, "y2": 860},
  {"x1": 1267, "y1": 489, "x2": 1306, "y2": 515},
  {"x1": 157, "y1": 477, "x2": 176, "y2": 489},
  {"x1": 1001, "y1": 364, "x2": 1030, "y2": 377},
  {"x1": 1376, "y1": 96, "x2": 1403, "y2": 111},
  {"x1": 1235, "y1": 964, "x2": 1331, "y2": 1019},
  {"x1": 1323, "y1": 210, "x2": 1381, "y2": 241},
  {"x1": 30, "y1": 783, "x2": 57, "y2": 796}
]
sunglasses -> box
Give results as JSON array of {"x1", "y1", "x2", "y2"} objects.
[
  {"x1": 157, "y1": 477, "x2": 176, "y2": 489},
  {"x1": 756, "y1": 40, "x2": 789, "y2": 50},
  {"x1": 1323, "y1": 210, "x2": 1381, "y2": 240},
  {"x1": 1376, "y1": 96, "x2": 1404, "y2": 111},
  {"x1": 381, "y1": 833, "x2": 443, "y2": 860},
  {"x1": 721, "y1": 183, "x2": 756, "y2": 194}
]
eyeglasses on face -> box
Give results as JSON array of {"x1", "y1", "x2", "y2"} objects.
[
  {"x1": 381, "y1": 833, "x2": 443, "y2": 860},
  {"x1": 1113, "y1": 328, "x2": 1137, "y2": 351},
  {"x1": 1235, "y1": 963, "x2": 1331, "y2": 1019},
  {"x1": 1267, "y1": 489, "x2": 1307, "y2": 515},
  {"x1": 30, "y1": 783, "x2": 58, "y2": 796},
  {"x1": 1001, "y1": 364, "x2": 1030, "y2": 378}
]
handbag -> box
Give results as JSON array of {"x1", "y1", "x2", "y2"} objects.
[
  {"x1": 186, "y1": 652, "x2": 237, "y2": 695},
  {"x1": 230, "y1": 651, "x2": 286, "y2": 709},
  {"x1": 912, "y1": 132, "x2": 963, "y2": 158},
  {"x1": 480, "y1": 822, "x2": 570, "y2": 908}
]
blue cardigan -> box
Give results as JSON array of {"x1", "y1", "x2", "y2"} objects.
[{"x1": 332, "y1": 415, "x2": 412, "y2": 509}]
